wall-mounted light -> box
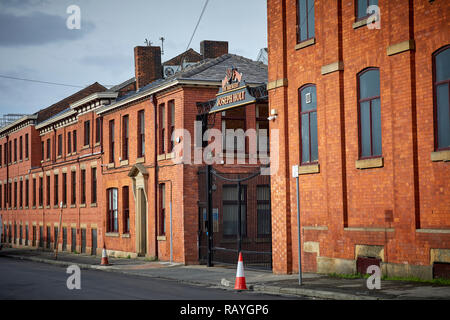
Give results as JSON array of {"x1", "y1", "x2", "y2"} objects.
[{"x1": 267, "y1": 108, "x2": 278, "y2": 121}]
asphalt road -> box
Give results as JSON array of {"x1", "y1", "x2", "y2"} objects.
[{"x1": 0, "y1": 258, "x2": 301, "y2": 300}]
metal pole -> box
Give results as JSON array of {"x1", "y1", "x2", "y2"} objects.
[
  {"x1": 206, "y1": 165, "x2": 213, "y2": 267},
  {"x1": 169, "y1": 201, "x2": 173, "y2": 263},
  {"x1": 296, "y1": 176, "x2": 302, "y2": 285}
]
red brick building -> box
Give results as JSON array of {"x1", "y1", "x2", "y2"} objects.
[
  {"x1": 267, "y1": 0, "x2": 449, "y2": 279},
  {"x1": 0, "y1": 40, "x2": 271, "y2": 267}
]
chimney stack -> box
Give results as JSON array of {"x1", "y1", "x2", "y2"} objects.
[
  {"x1": 200, "y1": 40, "x2": 229, "y2": 59},
  {"x1": 134, "y1": 46, "x2": 162, "y2": 90}
]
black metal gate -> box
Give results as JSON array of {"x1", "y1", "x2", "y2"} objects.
[
  {"x1": 62, "y1": 227, "x2": 67, "y2": 251},
  {"x1": 81, "y1": 228, "x2": 86, "y2": 253},
  {"x1": 91, "y1": 229, "x2": 97, "y2": 255},
  {"x1": 198, "y1": 166, "x2": 272, "y2": 270}
]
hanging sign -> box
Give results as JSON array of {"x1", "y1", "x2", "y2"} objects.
[{"x1": 209, "y1": 68, "x2": 257, "y2": 113}]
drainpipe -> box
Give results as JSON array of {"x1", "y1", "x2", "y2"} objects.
[{"x1": 159, "y1": 179, "x2": 173, "y2": 263}]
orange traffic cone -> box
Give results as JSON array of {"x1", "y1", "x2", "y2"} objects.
[
  {"x1": 101, "y1": 244, "x2": 109, "y2": 265},
  {"x1": 234, "y1": 251, "x2": 247, "y2": 290}
]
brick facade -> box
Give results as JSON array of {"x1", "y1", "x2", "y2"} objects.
[{"x1": 267, "y1": 0, "x2": 450, "y2": 278}]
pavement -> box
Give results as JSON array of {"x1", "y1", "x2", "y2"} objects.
[{"x1": 1, "y1": 247, "x2": 449, "y2": 300}]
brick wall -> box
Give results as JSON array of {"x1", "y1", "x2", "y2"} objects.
[{"x1": 267, "y1": 0, "x2": 450, "y2": 275}]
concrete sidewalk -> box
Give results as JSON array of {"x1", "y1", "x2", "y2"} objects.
[{"x1": 1, "y1": 247, "x2": 449, "y2": 300}]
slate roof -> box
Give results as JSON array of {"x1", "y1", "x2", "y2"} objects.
[
  {"x1": 98, "y1": 53, "x2": 267, "y2": 114},
  {"x1": 34, "y1": 82, "x2": 106, "y2": 124},
  {"x1": 163, "y1": 48, "x2": 203, "y2": 66}
]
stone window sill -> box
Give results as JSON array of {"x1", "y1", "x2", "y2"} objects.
[
  {"x1": 120, "y1": 159, "x2": 129, "y2": 166},
  {"x1": 157, "y1": 235, "x2": 166, "y2": 241},
  {"x1": 356, "y1": 157, "x2": 383, "y2": 169},
  {"x1": 70, "y1": 204, "x2": 76, "y2": 208},
  {"x1": 107, "y1": 163, "x2": 115, "y2": 169},
  {"x1": 299, "y1": 163, "x2": 320, "y2": 175},
  {"x1": 82, "y1": 145, "x2": 90, "y2": 150},
  {"x1": 295, "y1": 38, "x2": 315, "y2": 50},
  {"x1": 80, "y1": 203, "x2": 86, "y2": 208},
  {"x1": 94, "y1": 142, "x2": 101, "y2": 147},
  {"x1": 106, "y1": 232, "x2": 119, "y2": 237},
  {"x1": 353, "y1": 17, "x2": 368, "y2": 29},
  {"x1": 136, "y1": 157, "x2": 145, "y2": 164},
  {"x1": 431, "y1": 150, "x2": 450, "y2": 162},
  {"x1": 121, "y1": 233, "x2": 130, "y2": 238},
  {"x1": 90, "y1": 203, "x2": 97, "y2": 208}
]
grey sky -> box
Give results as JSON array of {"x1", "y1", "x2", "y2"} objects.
[{"x1": 0, "y1": 0, "x2": 267, "y2": 115}]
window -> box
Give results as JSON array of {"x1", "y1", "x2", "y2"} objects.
[
  {"x1": 107, "y1": 188, "x2": 118, "y2": 232},
  {"x1": 95, "y1": 117, "x2": 102, "y2": 144},
  {"x1": 19, "y1": 136, "x2": 22, "y2": 161},
  {"x1": 58, "y1": 134, "x2": 62, "y2": 157},
  {"x1": 41, "y1": 141, "x2": 44, "y2": 161},
  {"x1": 73, "y1": 130, "x2": 77, "y2": 153},
  {"x1": 0, "y1": 145, "x2": 2, "y2": 166},
  {"x1": 4, "y1": 142, "x2": 7, "y2": 164},
  {"x1": 356, "y1": 0, "x2": 378, "y2": 20},
  {"x1": 8, "y1": 182, "x2": 11, "y2": 208},
  {"x1": 257, "y1": 185, "x2": 271, "y2": 237},
  {"x1": 25, "y1": 134, "x2": 29, "y2": 159},
  {"x1": 67, "y1": 132, "x2": 72, "y2": 154},
  {"x1": 297, "y1": 0, "x2": 315, "y2": 43},
  {"x1": 46, "y1": 138, "x2": 50, "y2": 160},
  {"x1": 25, "y1": 179, "x2": 29, "y2": 208},
  {"x1": 19, "y1": 180, "x2": 23, "y2": 208},
  {"x1": 62, "y1": 173, "x2": 67, "y2": 206},
  {"x1": 222, "y1": 108, "x2": 246, "y2": 154},
  {"x1": 256, "y1": 105, "x2": 270, "y2": 153},
  {"x1": 122, "y1": 115, "x2": 129, "y2": 160},
  {"x1": 0, "y1": 185, "x2": 2, "y2": 210},
  {"x1": 14, "y1": 138, "x2": 17, "y2": 162},
  {"x1": 8, "y1": 141, "x2": 11, "y2": 163},
  {"x1": 123, "y1": 186, "x2": 130, "y2": 233},
  {"x1": 81, "y1": 169, "x2": 86, "y2": 204},
  {"x1": 222, "y1": 185, "x2": 247, "y2": 236},
  {"x1": 159, "y1": 184, "x2": 166, "y2": 235},
  {"x1": 109, "y1": 120, "x2": 115, "y2": 163},
  {"x1": 433, "y1": 46, "x2": 450, "y2": 150},
  {"x1": 46, "y1": 175, "x2": 50, "y2": 206},
  {"x1": 39, "y1": 177, "x2": 43, "y2": 207},
  {"x1": 71, "y1": 171, "x2": 76, "y2": 205},
  {"x1": 14, "y1": 181, "x2": 17, "y2": 208},
  {"x1": 84, "y1": 120, "x2": 90, "y2": 146},
  {"x1": 32, "y1": 178, "x2": 36, "y2": 207},
  {"x1": 169, "y1": 100, "x2": 175, "y2": 152},
  {"x1": 91, "y1": 168, "x2": 97, "y2": 204},
  {"x1": 138, "y1": 110, "x2": 145, "y2": 157},
  {"x1": 54, "y1": 174, "x2": 59, "y2": 206},
  {"x1": 159, "y1": 104, "x2": 166, "y2": 154},
  {"x1": 299, "y1": 84, "x2": 318, "y2": 164},
  {"x1": 358, "y1": 68, "x2": 382, "y2": 158}
]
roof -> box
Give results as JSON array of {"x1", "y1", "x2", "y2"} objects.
[
  {"x1": 163, "y1": 48, "x2": 203, "y2": 66},
  {"x1": 97, "y1": 53, "x2": 267, "y2": 115},
  {"x1": 34, "y1": 82, "x2": 106, "y2": 124}
]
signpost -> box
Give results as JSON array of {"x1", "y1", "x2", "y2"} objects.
[{"x1": 292, "y1": 165, "x2": 302, "y2": 285}]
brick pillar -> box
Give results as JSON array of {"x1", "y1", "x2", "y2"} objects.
[
  {"x1": 200, "y1": 40, "x2": 229, "y2": 59},
  {"x1": 134, "y1": 46, "x2": 162, "y2": 90},
  {"x1": 268, "y1": 0, "x2": 292, "y2": 274}
]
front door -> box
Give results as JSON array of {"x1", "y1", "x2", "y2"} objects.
[{"x1": 138, "y1": 189, "x2": 147, "y2": 256}]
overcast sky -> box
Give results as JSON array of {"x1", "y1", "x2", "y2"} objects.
[{"x1": 0, "y1": 0, "x2": 267, "y2": 115}]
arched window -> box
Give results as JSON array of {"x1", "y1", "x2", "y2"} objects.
[
  {"x1": 358, "y1": 68, "x2": 382, "y2": 158},
  {"x1": 299, "y1": 84, "x2": 318, "y2": 164},
  {"x1": 433, "y1": 46, "x2": 450, "y2": 150}
]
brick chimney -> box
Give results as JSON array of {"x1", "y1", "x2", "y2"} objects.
[
  {"x1": 134, "y1": 46, "x2": 162, "y2": 90},
  {"x1": 200, "y1": 40, "x2": 229, "y2": 59}
]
